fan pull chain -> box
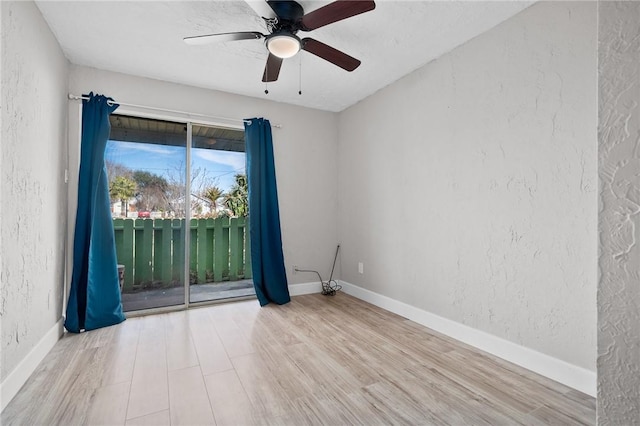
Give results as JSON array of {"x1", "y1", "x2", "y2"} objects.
[
  {"x1": 264, "y1": 62, "x2": 269, "y2": 95},
  {"x1": 298, "y1": 54, "x2": 302, "y2": 95}
]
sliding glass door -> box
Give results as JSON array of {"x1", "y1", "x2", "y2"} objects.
[
  {"x1": 105, "y1": 115, "x2": 188, "y2": 312},
  {"x1": 188, "y1": 123, "x2": 255, "y2": 304},
  {"x1": 104, "y1": 115, "x2": 255, "y2": 312}
]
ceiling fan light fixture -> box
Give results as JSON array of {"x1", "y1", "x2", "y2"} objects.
[{"x1": 266, "y1": 34, "x2": 301, "y2": 59}]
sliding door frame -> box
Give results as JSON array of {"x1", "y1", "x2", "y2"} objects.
[
  {"x1": 184, "y1": 122, "x2": 192, "y2": 310},
  {"x1": 92, "y1": 106, "x2": 251, "y2": 318}
]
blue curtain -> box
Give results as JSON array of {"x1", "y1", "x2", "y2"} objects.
[
  {"x1": 65, "y1": 93, "x2": 126, "y2": 333},
  {"x1": 245, "y1": 118, "x2": 290, "y2": 306}
]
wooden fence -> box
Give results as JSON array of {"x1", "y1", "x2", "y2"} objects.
[{"x1": 113, "y1": 217, "x2": 251, "y2": 291}]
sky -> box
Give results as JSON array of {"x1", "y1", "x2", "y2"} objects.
[{"x1": 105, "y1": 140, "x2": 246, "y2": 192}]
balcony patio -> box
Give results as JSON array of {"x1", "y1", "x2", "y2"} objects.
[
  {"x1": 121, "y1": 279, "x2": 256, "y2": 312},
  {"x1": 114, "y1": 217, "x2": 254, "y2": 312}
]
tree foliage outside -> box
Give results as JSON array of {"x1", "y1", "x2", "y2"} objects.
[
  {"x1": 201, "y1": 185, "x2": 224, "y2": 215},
  {"x1": 106, "y1": 158, "x2": 247, "y2": 219},
  {"x1": 223, "y1": 174, "x2": 248, "y2": 217},
  {"x1": 165, "y1": 160, "x2": 216, "y2": 218},
  {"x1": 133, "y1": 170, "x2": 169, "y2": 212},
  {"x1": 109, "y1": 176, "x2": 137, "y2": 217},
  {"x1": 106, "y1": 161, "x2": 133, "y2": 185}
]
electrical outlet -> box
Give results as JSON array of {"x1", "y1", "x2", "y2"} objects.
[
  {"x1": 292, "y1": 265, "x2": 298, "y2": 275},
  {"x1": 358, "y1": 262, "x2": 364, "y2": 274}
]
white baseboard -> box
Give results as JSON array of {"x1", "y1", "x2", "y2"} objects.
[
  {"x1": 339, "y1": 280, "x2": 596, "y2": 397},
  {"x1": 1, "y1": 318, "x2": 64, "y2": 412},
  {"x1": 288, "y1": 281, "x2": 323, "y2": 296}
]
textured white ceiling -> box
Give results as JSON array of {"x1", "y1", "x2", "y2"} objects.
[{"x1": 36, "y1": 1, "x2": 534, "y2": 112}]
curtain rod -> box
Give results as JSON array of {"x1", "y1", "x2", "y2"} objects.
[{"x1": 67, "y1": 94, "x2": 282, "y2": 128}]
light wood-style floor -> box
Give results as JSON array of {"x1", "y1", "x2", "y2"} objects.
[{"x1": 2, "y1": 293, "x2": 595, "y2": 425}]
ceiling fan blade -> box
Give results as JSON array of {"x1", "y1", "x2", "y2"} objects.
[
  {"x1": 300, "y1": 1, "x2": 375, "y2": 31},
  {"x1": 183, "y1": 31, "x2": 264, "y2": 46},
  {"x1": 245, "y1": 0, "x2": 278, "y2": 19},
  {"x1": 262, "y1": 53, "x2": 283, "y2": 82},
  {"x1": 301, "y1": 38, "x2": 361, "y2": 71}
]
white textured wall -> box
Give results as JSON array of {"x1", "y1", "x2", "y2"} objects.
[
  {"x1": 338, "y1": 1, "x2": 597, "y2": 370},
  {"x1": 1, "y1": 1, "x2": 68, "y2": 382},
  {"x1": 68, "y1": 66, "x2": 339, "y2": 288},
  {"x1": 598, "y1": 1, "x2": 640, "y2": 423}
]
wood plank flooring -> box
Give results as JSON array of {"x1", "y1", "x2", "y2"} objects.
[{"x1": 1, "y1": 293, "x2": 596, "y2": 425}]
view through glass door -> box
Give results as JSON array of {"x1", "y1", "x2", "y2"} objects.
[
  {"x1": 105, "y1": 115, "x2": 255, "y2": 312},
  {"x1": 189, "y1": 123, "x2": 254, "y2": 304}
]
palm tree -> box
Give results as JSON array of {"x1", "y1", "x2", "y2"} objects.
[
  {"x1": 202, "y1": 186, "x2": 223, "y2": 216},
  {"x1": 223, "y1": 174, "x2": 248, "y2": 217},
  {"x1": 110, "y1": 176, "x2": 136, "y2": 217}
]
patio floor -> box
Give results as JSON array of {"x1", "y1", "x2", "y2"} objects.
[{"x1": 121, "y1": 279, "x2": 256, "y2": 312}]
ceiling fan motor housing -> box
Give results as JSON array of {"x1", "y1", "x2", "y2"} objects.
[{"x1": 267, "y1": 0, "x2": 304, "y2": 29}]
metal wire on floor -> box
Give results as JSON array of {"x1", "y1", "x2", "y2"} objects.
[{"x1": 295, "y1": 245, "x2": 342, "y2": 296}]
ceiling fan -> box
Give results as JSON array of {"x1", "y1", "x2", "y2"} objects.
[{"x1": 183, "y1": 0, "x2": 376, "y2": 83}]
